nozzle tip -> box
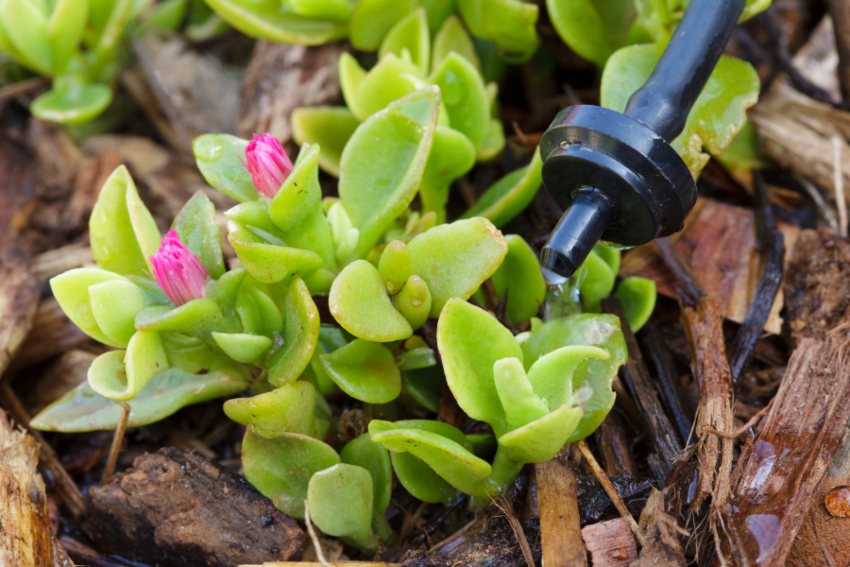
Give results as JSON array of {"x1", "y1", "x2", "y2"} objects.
[{"x1": 540, "y1": 189, "x2": 612, "y2": 281}]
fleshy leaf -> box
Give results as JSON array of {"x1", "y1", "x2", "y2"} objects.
[
  {"x1": 267, "y1": 277, "x2": 320, "y2": 386},
  {"x1": 223, "y1": 381, "x2": 328, "y2": 438},
  {"x1": 437, "y1": 299, "x2": 521, "y2": 434},
  {"x1": 50, "y1": 268, "x2": 132, "y2": 347},
  {"x1": 135, "y1": 299, "x2": 223, "y2": 336},
  {"x1": 349, "y1": 0, "x2": 417, "y2": 51},
  {"x1": 433, "y1": 15, "x2": 480, "y2": 71},
  {"x1": 201, "y1": 0, "x2": 347, "y2": 44},
  {"x1": 87, "y1": 330, "x2": 168, "y2": 400},
  {"x1": 31, "y1": 82, "x2": 112, "y2": 125},
  {"x1": 578, "y1": 249, "x2": 616, "y2": 312},
  {"x1": 319, "y1": 339, "x2": 402, "y2": 403},
  {"x1": 242, "y1": 430, "x2": 340, "y2": 520},
  {"x1": 307, "y1": 464, "x2": 378, "y2": 552},
  {"x1": 614, "y1": 276, "x2": 656, "y2": 332},
  {"x1": 392, "y1": 275, "x2": 432, "y2": 329},
  {"x1": 545, "y1": 0, "x2": 642, "y2": 67},
  {"x1": 88, "y1": 279, "x2": 146, "y2": 347},
  {"x1": 291, "y1": 107, "x2": 360, "y2": 177},
  {"x1": 369, "y1": 420, "x2": 492, "y2": 499},
  {"x1": 330, "y1": 260, "x2": 413, "y2": 342},
  {"x1": 462, "y1": 150, "x2": 542, "y2": 227},
  {"x1": 430, "y1": 53, "x2": 489, "y2": 149},
  {"x1": 490, "y1": 234, "x2": 546, "y2": 325},
  {"x1": 89, "y1": 166, "x2": 161, "y2": 276},
  {"x1": 601, "y1": 46, "x2": 760, "y2": 176},
  {"x1": 30, "y1": 368, "x2": 249, "y2": 432},
  {"x1": 339, "y1": 88, "x2": 440, "y2": 257},
  {"x1": 212, "y1": 332, "x2": 273, "y2": 364},
  {"x1": 174, "y1": 192, "x2": 225, "y2": 278},
  {"x1": 341, "y1": 434, "x2": 393, "y2": 523},
  {"x1": 419, "y1": 125, "x2": 476, "y2": 218},
  {"x1": 497, "y1": 404, "x2": 584, "y2": 463},
  {"x1": 379, "y1": 8, "x2": 430, "y2": 74},
  {"x1": 492, "y1": 357, "x2": 548, "y2": 430},
  {"x1": 456, "y1": 0, "x2": 539, "y2": 62},
  {"x1": 377, "y1": 240, "x2": 414, "y2": 295},
  {"x1": 228, "y1": 228, "x2": 323, "y2": 284},
  {"x1": 526, "y1": 345, "x2": 609, "y2": 409},
  {"x1": 407, "y1": 217, "x2": 507, "y2": 316},
  {"x1": 192, "y1": 134, "x2": 259, "y2": 203}
]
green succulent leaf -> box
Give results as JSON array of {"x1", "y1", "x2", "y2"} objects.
[
  {"x1": 289, "y1": 0, "x2": 354, "y2": 20},
  {"x1": 402, "y1": 366, "x2": 444, "y2": 413},
  {"x1": 291, "y1": 107, "x2": 360, "y2": 177},
  {"x1": 30, "y1": 367, "x2": 249, "y2": 432},
  {"x1": 456, "y1": 0, "x2": 539, "y2": 62},
  {"x1": 212, "y1": 332, "x2": 273, "y2": 364},
  {"x1": 308, "y1": 464, "x2": 378, "y2": 552},
  {"x1": 352, "y1": 53, "x2": 423, "y2": 121},
  {"x1": 392, "y1": 275, "x2": 432, "y2": 329},
  {"x1": 546, "y1": 0, "x2": 644, "y2": 67},
  {"x1": 527, "y1": 345, "x2": 610, "y2": 409},
  {"x1": 437, "y1": 298, "x2": 521, "y2": 434},
  {"x1": 135, "y1": 299, "x2": 223, "y2": 336},
  {"x1": 87, "y1": 330, "x2": 168, "y2": 400},
  {"x1": 174, "y1": 191, "x2": 225, "y2": 279},
  {"x1": 614, "y1": 276, "x2": 657, "y2": 332},
  {"x1": 419, "y1": 125, "x2": 477, "y2": 218},
  {"x1": 349, "y1": 0, "x2": 417, "y2": 51},
  {"x1": 497, "y1": 403, "x2": 583, "y2": 463},
  {"x1": 492, "y1": 357, "x2": 548, "y2": 430},
  {"x1": 242, "y1": 429, "x2": 340, "y2": 520},
  {"x1": 0, "y1": 0, "x2": 52, "y2": 74},
  {"x1": 50, "y1": 268, "x2": 134, "y2": 348},
  {"x1": 201, "y1": 0, "x2": 347, "y2": 44},
  {"x1": 267, "y1": 277, "x2": 321, "y2": 387},
  {"x1": 521, "y1": 315, "x2": 626, "y2": 442},
  {"x1": 407, "y1": 217, "x2": 507, "y2": 316},
  {"x1": 47, "y1": 0, "x2": 86, "y2": 71},
  {"x1": 430, "y1": 52, "x2": 489, "y2": 149},
  {"x1": 369, "y1": 419, "x2": 492, "y2": 499},
  {"x1": 88, "y1": 279, "x2": 146, "y2": 347},
  {"x1": 462, "y1": 150, "x2": 542, "y2": 227},
  {"x1": 341, "y1": 433, "x2": 393, "y2": 523},
  {"x1": 578, "y1": 248, "x2": 617, "y2": 312},
  {"x1": 192, "y1": 134, "x2": 259, "y2": 203},
  {"x1": 31, "y1": 80, "x2": 113, "y2": 125},
  {"x1": 601, "y1": 46, "x2": 760, "y2": 176},
  {"x1": 228, "y1": 227, "x2": 323, "y2": 284},
  {"x1": 223, "y1": 381, "x2": 328, "y2": 438},
  {"x1": 319, "y1": 339, "x2": 402, "y2": 403},
  {"x1": 89, "y1": 166, "x2": 161, "y2": 276},
  {"x1": 339, "y1": 88, "x2": 440, "y2": 257},
  {"x1": 378, "y1": 240, "x2": 415, "y2": 296},
  {"x1": 379, "y1": 7, "x2": 430, "y2": 74},
  {"x1": 330, "y1": 260, "x2": 413, "y2": 342},
  {"x1": 433, "y1": 15, "x2": 481, "y2": 71},
  {"x1": 490, "y1": 234, "x2": 546, "y2": 325}
]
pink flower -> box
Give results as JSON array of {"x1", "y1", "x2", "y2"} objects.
[
  {"x1": 244, "y1": 133, "x2": 293, "y2": 198},
  {"x1": 151, "y1": 230, "x2": 208, "y2": 306}
]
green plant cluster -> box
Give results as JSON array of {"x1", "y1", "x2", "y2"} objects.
[{"x1": 32, "y1": 87, "x2": 656, "y2": 550}]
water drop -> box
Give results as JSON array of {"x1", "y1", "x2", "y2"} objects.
[
  {"x1": 195, "y1": 136, "x2": 224, "y2": 162},
  {"x1": 542, "y1": 269, "x2": 582, "y2": 320}
]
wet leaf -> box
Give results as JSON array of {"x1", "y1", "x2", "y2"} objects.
[
  {"x1": 430, "y1": 52, "x2": 489, "y2": 149},
  {"x1": 407, "y1": 217, "x2": 507, "y2": 316},
  {"x1": 242, "y1": 429, "x2": 340, "y2": 520},
  {"x1": 339, "y1": 88, "x2": 439, "y2": 257},
  {"x1": 319, "y1": 339, "x2": 402, "y2": 403},
  {"x1": 330, "y1": 260, "x2": 413, "y2": 342},
  {"x1": 601, "y1": 46, "x2": 760, "y2": 175},
  {"x1": 308, "y1": 464, "x2": 378, "y2": 552},
  {"x1": 89, "y1": 166, "x2": 161, "y2": 276},
  {"x1": 193, "y1": 133, "x2": 259, "y2": 203},
  {"x1": 30, "y1": 367, "x2": 249, "y2": 432}
]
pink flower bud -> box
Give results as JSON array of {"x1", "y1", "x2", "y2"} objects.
[
  {"x1": 151, "y1": 230, "x2": 208, "y2": 306},
  {"x1": 244, "y1": 133, "x2": 293, "y2": 198}
]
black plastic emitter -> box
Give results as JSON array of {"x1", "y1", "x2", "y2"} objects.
[{"x1": 539, "y1": 0, "x2": 747, "y2": 283}]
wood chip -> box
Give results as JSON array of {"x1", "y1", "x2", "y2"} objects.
[
  {"x1": 535, "y1": 459, "x2": 587, "y2": 567},
  {"x1": 581, "y1": 518, "x2": 638, "y2": 567},
  {"x1": 620, "y1": 198, "x2": 798, "y2": 335},
  {"x1": 0, "y1": 409, "x2": 73, "y2": 566},
  {"x1": 239, "y1": 41, "x2": 344, "y2": 142},
  {"x1": 12, "y1": 298, "x2": 90, "y2": 370},
  {"x1": 86, "y1": 448, "x2": 304, "y2": 566}
]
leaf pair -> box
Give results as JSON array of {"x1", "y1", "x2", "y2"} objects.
[{"x1": 329, "y1": 217, "x2": 507, "y2": 342}]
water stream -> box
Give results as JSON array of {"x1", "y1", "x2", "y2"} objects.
[{"x1": 541, "y1": 269, "x2": 583, "y2": 320}]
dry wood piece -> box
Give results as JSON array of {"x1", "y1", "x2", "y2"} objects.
[
  {"x1": 239, "y1": 41, "x2": 345, "y2": 142},
  {"x1": 400, "y1": 511, "x2": 540, "y2": 567},
  {"x1": 620, "y1": 198, "x2": 798, "y2": 335},
  {"x1": 0, "y1": 251, "x2": 39, "y2": 377},
  {"x1": 721, "y1": 330, "x2": 850, "y2": 566},
  {"x1": 580, "y1": 518, "x2": 637, "y2": 567},
  {"x1": 0, "y1": 409, "x2": 72, "y2": 566},
  {"x1": 534, "y1": 459, "x2": 587, "y2": 567},
  {"x1": 86, "y1": 447, "x2": 305, "y2": 566},
  {"x1": 783, "y1": 229, "x2": 850, "y2": 344},
  {"x1": 33, "y1": 243, "x2": 95, "y2": 280},
  {"x1": 243, "y1": 563, "x2": 399, "y2": 567},
  {"x1": 631, "y1": 490, "x2": 687, "y2": 567}
]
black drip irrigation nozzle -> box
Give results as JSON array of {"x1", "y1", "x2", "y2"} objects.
[{"x1": 539, "y1": 0, "x2": 746, "y2": 282}]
